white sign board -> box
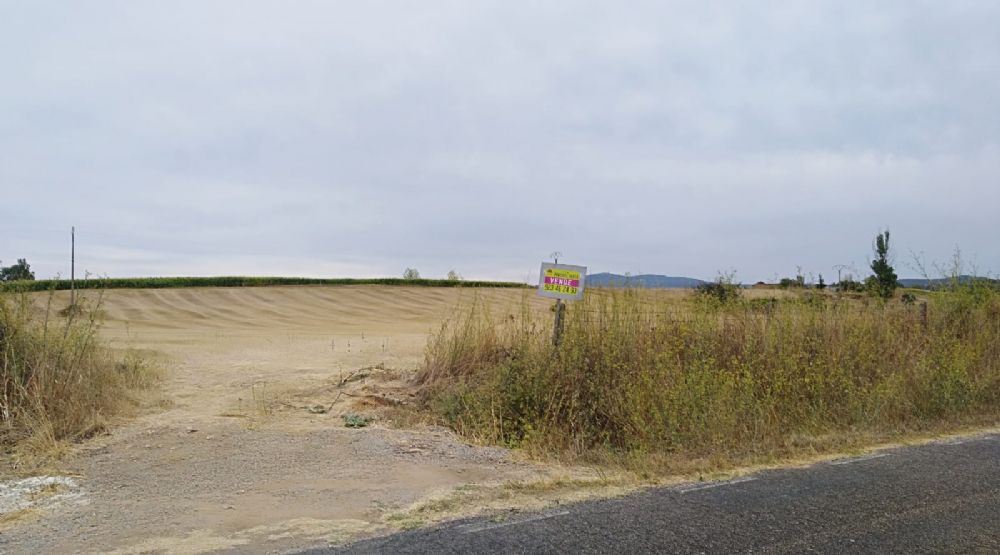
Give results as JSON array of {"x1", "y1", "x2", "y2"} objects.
[{"x1": 537, "y1": 263, "x2": 587, "y2": 301}]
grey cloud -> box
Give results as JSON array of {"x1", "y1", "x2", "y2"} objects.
[{"x1": 2, "y1": 1, "x2": 998, "y2": 282}]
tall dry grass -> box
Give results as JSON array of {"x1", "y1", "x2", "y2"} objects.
[
  {"x1": 419, "y1": 286, "x2": 1000, "y2": 467},
  {"x1": 0, "y1": 290, "x2": 156, "y2": 463}
]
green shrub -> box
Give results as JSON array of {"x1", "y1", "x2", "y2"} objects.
[
  {"x1": 779, "y1": 276, "x2": 805, "y2": 288},
  {"x1": 694, "y1": 275, "x2": 742, "y2": 305},
  {"x1": 342, "y1": 414, "x2": 375, "y2": 428},
  {"x1": 836, "y1": 278, "x2": 866, "y2": 292}
]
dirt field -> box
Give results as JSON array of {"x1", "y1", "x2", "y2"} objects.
[{"x1": 0, "y1": 286, "x2": 595, "y2": 554}]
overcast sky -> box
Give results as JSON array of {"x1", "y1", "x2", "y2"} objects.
[{"x1": 2, "y1": 1, "x2": 998, "y2": 283}]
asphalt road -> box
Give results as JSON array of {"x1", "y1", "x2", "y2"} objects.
[{"x1": 308, "y1": 433, "x2": 999, "y2": 554}]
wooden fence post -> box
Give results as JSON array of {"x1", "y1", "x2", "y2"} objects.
[{"x1": 552, "y1": 299, "x2": 566, "y2": 346}]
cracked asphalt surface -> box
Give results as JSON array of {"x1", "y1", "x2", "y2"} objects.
[{"x1": 311, "y1": 433, "x2": 999, "y2": 554}]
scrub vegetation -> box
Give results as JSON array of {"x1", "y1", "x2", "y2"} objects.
[
  {"x1": 419, "y1": 281, "x2": 1000, "y2": 471},
  {"x1": 0, "y1": 291, "x2": 157, "y2": 466}
]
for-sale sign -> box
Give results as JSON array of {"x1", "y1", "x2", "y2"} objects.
[{"x1": 538, "y1": 263, "x2": 587, "y2": 301}]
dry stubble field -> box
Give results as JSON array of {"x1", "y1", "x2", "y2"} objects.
[{"x1": 2, "y1": 285, "x2": 608, "y2": 554}]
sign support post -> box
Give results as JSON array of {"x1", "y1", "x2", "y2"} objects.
[{"x1": 552, "y1": 299, "x2": 566, "y2": 346}]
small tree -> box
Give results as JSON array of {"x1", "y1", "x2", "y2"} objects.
[
  {"x1": 0, "y1": 258, "x2": 35, "y2": 281},
  {"x1": 837, "y1": 277, "x2": 865, "y2": 292},
  {"x1": 816, "y1": 274, "x2": 826, "y2": 290},
  {"x1": 403, "y1": 268, "x2": 421, "y2": 280},
  {"x1": 778, "y1": 276, "x2": 805, "y2": 289},
  {"x1": 446, "y1": 269, "x2": 462, "y2": 281},
  {"x1": 695, "y1": 271, "x2": 742, "y2": 305},
  {"x1": 869, "y1": 230, "x2": 898, "y2": 300}
]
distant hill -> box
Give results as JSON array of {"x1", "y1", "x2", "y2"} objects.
[
  {"x1": 898, "y1": 278, "x2": 934, "y2": 288},
  {"x1": 583, "y1": 274, "x2": 997, "y2": 290},
  {"x1": 898, "y1": 276, "x2": 999, "y2": 289},
  {"x1": 588, "y1": 273, "x2": 706, "y2": 289}
]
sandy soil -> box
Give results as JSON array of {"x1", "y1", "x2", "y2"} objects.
[{"x1": 0, "y1": 285, "x2": 580, "y2": 554}]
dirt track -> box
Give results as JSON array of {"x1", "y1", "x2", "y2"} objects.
[{"x1": 0, "y1": 286, "x2": 576, "y2": 554}]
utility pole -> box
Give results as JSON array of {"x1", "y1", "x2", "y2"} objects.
[
  {"x1": 833, "y1": 264, "x2": 849, "y2": 284},
  {"x1": 70, "y1": 226, "x2": 75, "y2": 307}
]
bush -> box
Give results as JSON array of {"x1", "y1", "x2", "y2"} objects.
[
  {"x1": 779, "y1": 276, "x2": 805, "y2": 288},
  {"x1": 0, "y1": 291, "x2": 156, "y2": 459},
  {"x1": 694, "y1": 275, "x2": 741, "y2": 305},
  {"x1": 837, "y1": 279, "x2": 866, "y2": 292}
]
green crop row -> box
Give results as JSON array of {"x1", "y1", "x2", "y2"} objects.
[{"x1": 0, "y1": 276, "x2": 530, "y2": 292}]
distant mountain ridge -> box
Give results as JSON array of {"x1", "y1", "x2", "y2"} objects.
[
  {"x1": 587, "y1": 272, "x2": 706, "y2": 289},
  {"x1": 898, "y1": 275, "x2": 999, "y2": 289},
  {"x1": 586, "y1": 274, "x2": 997, "y2": 290}
]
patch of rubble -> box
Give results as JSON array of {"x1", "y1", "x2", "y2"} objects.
[{"x1": 0, "y1": 476, "x2": 85, "y2": 514}]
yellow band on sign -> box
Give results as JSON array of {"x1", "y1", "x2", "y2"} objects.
[{"x1": 545, "y1": 268, "x2": 581, "y2": 280}]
